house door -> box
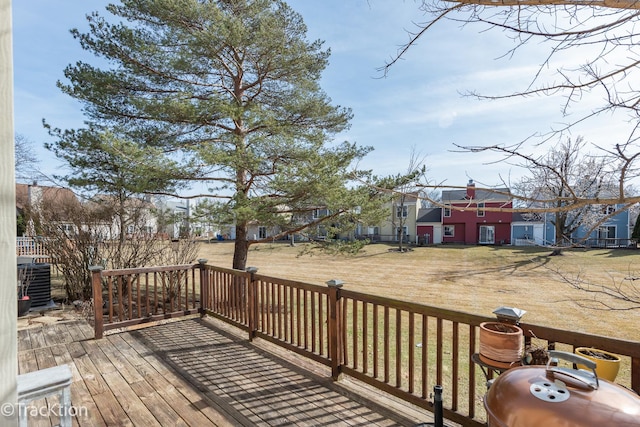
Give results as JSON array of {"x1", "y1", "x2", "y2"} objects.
[
  {"x1": 479, "y1": 225, "x2": 495, "y2": 244},
  {"x1": 533, "y1": 224, "x2": 544, "y2": 245}
]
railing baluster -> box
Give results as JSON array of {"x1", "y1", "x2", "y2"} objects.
[
  {"x1": 452, "y1": 321, "x2": 459, "y2": 412},
  {"x1": 289, "y1": 286, "x2": 295, "y2": 346},
  {"x1": 278, "y1": 283, "x2": 283, "y2": 340},
  {"x1": 408, "y1": 312, "x2": 414, "y2": 394},
  {"x1": 373, "y1": 304, "x2": 379, "y2": 379},
  {"x1": 468, "y1": 323, "x2": 476, "y2": 419},
  {"x1": 304, "y1": 289, "x2": 309, "y2": 350},
  {"x1": 318, "y1": 293, "x2": 324, "y2": 355},
  {"x1": 107, "y1": 277, "x2": 113, "y2": 323},
  {"x1": 396, "y1": 308, "x2": 402, "y2": 388},
  {"x1": 296, "y1": 288, "x2": 302, "y2": 347},
  {"x1": 384, "y1": 305, "x2": 389, "y2": 384},
  {"x1": 352, "y1": 298, "x2": 358, "y2": 370},
  {"x1": 436, "y1": 318, "x2": 443, "y2": 386},
  {"x1": 421, "y1": 314, "x2": 428, "y2": 399},
  {"x1": 311, "y1": 291, "x2": 317, "y2": 354},
  {"x1": 363, "y1": 301, "x2": 368, "y2": 375}
]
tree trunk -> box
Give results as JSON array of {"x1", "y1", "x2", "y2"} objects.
[{"x1": 233, "y1": 224, "x2": 249, "y2": 271}]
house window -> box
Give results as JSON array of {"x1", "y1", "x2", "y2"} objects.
[
  {"x1": 443, "y1": 205, "x2": 451, "y2": 217},
  {"x1": 597, "y1": 226, "x2": 616, "y2": 247},
  {"x1": 477, "y1": 202, "x2": 485, "y2": 217},
  {"x1": 444, "y1": 225, "x2": 455, "y2": 237},
  {"x1": 396, "y1": 205, "x2": 408, "y2": 218},
  {"x1": 313, "y1": 208, "x2": 329, "y2": 219},
  {"x1": 258, "y1": 226, "x2": 267, "y2": 239},
  {"x1": 479, "y1": 225, "x2": 495, "y2": 244},
  {"x1": 61, "y1": 223, "x2": 76, "y2": 236},
  {"x1": 396, "y1": 226, "x2": 408, "y2": 241},
  {"x1": 603, "y1": 205, "x2": 616, "y2": 215},
  {"x1": 598, "y1": 226, "x2": 616, "y2": 239}
]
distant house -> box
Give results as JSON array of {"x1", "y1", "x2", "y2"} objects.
[
  {"x1": 370, "y1": 192, "x2": 421, "y2": 243},
  {"x1": 87, "y1": 194, "x2": 157, "y2": 240},
  {"x1": 15, "y1": 182, "x2": 81, "y2": 235},
  {"x1": 441, "y1": 180, "x2": 512, "y2": 245},
  {"x1": 511, "y1": 204, "x2": 634, "y2": 247},
  {"x1": 571, "y1": 204, "x2": 634, "y2": 247}
]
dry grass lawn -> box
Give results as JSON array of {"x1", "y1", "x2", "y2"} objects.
[{"x1": 198, "y1": 242, "x2": 640, "y2": 342}]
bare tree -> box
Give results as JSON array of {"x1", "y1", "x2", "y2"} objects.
[
  {"x1": 14, "y1": 134, "x2": 39, "y2": 181},
  {"x1": 382, "y1": 1, "x2": 640, "y2": 210},
  {"x1": 544, "y1": 262, "x2": 640, "y2": 311},
  {"x1": 388, "y1": 147, "x2": 428, "y2": 252},
  {"x1": 33, "y1": 193, "x2": 199, "y2": 302},
  {"x1": 510, "y1": 136, "x2": 620, "y2": 245}
]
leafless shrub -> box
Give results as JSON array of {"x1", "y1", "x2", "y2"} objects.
[
  {"x1": 30, "y1": 194, "x2": 200, "y2": 302},
  {"x1": 542, "y1": 262, "x2": 640, "y2": 311}
]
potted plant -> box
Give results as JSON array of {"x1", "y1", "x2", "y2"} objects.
[
  {"x1": 479, "y1": 321, "x2": 524, "y2": 368},
  {"x1": 575, "y1": 347, "x2": 621, "y2": 381},
  {"x1": 17, "y1": 266, "x2": 32, "y2": 317}
]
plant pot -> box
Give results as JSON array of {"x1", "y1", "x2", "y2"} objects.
[
  {"x1": 479, "y1": 321, "x2": 524, "y2": 368},
  {"x1": 575, "y1": 347, "x2": 621, "y2": 381},
  {"x1": 18, "y1": 298, "x2": 32, "y2": 317}
]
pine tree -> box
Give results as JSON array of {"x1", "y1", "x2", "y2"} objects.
[{"x1": 49, "y1": 0, "x2": 383, "y2": 270}]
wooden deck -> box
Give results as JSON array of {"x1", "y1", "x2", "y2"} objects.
[{"x1": 17, "y1": 316, "x2": 440, "y2": 426}]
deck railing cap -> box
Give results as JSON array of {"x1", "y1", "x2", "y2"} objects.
[{"x1": 326, "y1": 279, "x2": 344, "y2": 288}]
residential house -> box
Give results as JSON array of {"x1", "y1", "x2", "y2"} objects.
[
  {"x1": 87, "y1": 194, "x2": 157, "y2": 240},
  {"x1": 15, "y1": 182, "x2": 81, "y2": 236},
  {"x1": 511, "y1": 204, "x2": 634, "y2": 247},
  {"x1": 368, "y1": 192, "x2": 421, "y2": 243},
  {"x1": 441, "y1": 180, "x2": 512, "y2": 245},
  {"x1": 571, "y1": 204, "x2": 633, "y2": 247}
]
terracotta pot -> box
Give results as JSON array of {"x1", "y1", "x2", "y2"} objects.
[
  {"x1": 479, "y1": 322, "x2": 524, "y2": 368},
  {"x1": 575, "y1": 347, "x2": 621, "y2": 382}
]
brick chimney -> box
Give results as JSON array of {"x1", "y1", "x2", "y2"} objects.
[{"x1": 466, "y1": 179, "x2": 475, "y2": 200}]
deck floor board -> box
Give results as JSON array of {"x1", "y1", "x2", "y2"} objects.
[{"x1": 18, "y1": 317, "x2": 434, "y2": 426}]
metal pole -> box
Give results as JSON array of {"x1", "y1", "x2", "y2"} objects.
[{"x1": 433, "y1": 385, "x2": 443, "y2": 427}]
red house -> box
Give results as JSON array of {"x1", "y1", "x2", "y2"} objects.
[{"x1": 441, "y1": 180, "x2": 512, "y2": 245}]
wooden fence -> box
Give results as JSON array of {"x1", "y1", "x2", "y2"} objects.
[
  {"x1": 91, "y1": 262, "x2": 640, "y2": 426},
  {"x1": 16, "y1": 236, "x2": 49, "y2": 262}
]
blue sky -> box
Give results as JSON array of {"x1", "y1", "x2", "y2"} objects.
[{"x1": 11, "y1": 1, "x2": 624, "y2": 194}]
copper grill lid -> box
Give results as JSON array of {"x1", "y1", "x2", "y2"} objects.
[{"x1": 484, "y1": 351, "x2": 640, "y2": 427}]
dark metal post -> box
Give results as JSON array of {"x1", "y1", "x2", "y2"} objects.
[{"x1": 433, "y1": 385, "x2": 443, "y2": 427}]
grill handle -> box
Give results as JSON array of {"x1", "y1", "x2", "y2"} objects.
[{"x1": 546, "y1": 350, "x2": 599, "y2": 390}]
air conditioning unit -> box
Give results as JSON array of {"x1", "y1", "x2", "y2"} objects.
[{"x1": 18, "y1": 262, "x2": 54, "y2": 308}]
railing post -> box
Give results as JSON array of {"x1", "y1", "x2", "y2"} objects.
[
  {"x1": 198, "y1": 259, "x2": 208, "y2": 317},
  {"x1": 246, "y1": 267, "x2": 258, "y2": 341},
  {"x1": 89, "y1": 266, "x2": 104, "y2": 339},
  {"x1": 327, "y1": 279, "x2": 344, "y2": 381}
]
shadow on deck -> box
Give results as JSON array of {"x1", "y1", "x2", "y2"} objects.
[{"x1": 17, "y1": 316, "x2": 444, "y2": 426}]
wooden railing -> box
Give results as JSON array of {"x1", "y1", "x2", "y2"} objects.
[
  {"x1": 91, "y1": 262, "x2": 203, "y2": 338},
  {"x1": 91, "y1": 262, "x2": 640, "y2": 426}
]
